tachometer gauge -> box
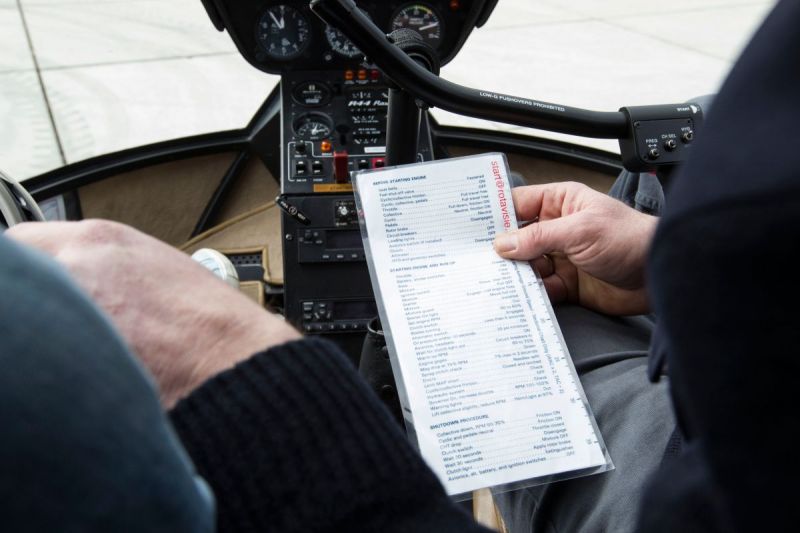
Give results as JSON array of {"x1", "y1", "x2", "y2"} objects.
[
  {"x1": 294, "y1": 113, "x2": 334, "y2": 141},
  {"x1": 256, "y1": 5, "x2": 310, "y2": 60},
  {"x1": 391, "y1": 4, "x2": 443, "y2": 48}
]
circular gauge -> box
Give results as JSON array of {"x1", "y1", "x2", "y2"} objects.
[
  {"x1": 391, "y1": 4, "x2": 443, "y2": 48},
  {"x1": 293, "y1": 113, "x2": 334, "y2": 141},
  {"x1": 325, "y1": 9, "x2": 372, "y2": 58},
  {"x1": 292, "y1": 81, "x2": 332, "y2": 107},
  {"x1": 256, "y1": 5, "x2": 310, "y2": 60},
  {"x1": 325, "y1": 26, "x2": 362, "y2": 58}
]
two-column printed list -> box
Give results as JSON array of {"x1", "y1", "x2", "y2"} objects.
[{"x1": 355, "y1": 154, "x2": 611, "y2": 496}]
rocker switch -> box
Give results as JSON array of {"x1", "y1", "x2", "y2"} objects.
[{"x1": 334, "y1": 151, "x2": 349, "y2": 183}]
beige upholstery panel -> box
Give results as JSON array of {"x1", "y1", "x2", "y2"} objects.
[
  {"x1": 239, "y1": 281, "x2": 266, "y2": 306},
  {"x1": 181, "y1": 203, "x2": 284, "y2": 285},
  {"x1": 211, "y1": 156, "x2": 280, "y2": 225},
  {"x1": 78, "y1": 153, "x2": 236, "y2": 246},
  {"x1": 446, "y1": 146, "x2": 616, "y2": 193},
  {"x1": 472, "y1": 488, "x2": 508, "y2": 532}
]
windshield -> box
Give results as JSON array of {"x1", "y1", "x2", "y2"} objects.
[
  {"x1": 435, "y1": 0, "x2": 777, "y2": 152},
  {"x1": 1, "y1": 0, "x2": 775, "y2": 181}
]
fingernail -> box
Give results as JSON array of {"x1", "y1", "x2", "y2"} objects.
[{"x1": 494, "y1": 232, "x2": 518, "y2": 254}]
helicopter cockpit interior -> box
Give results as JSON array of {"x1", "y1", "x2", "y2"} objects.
[
  {"x1": 0, "y1": 0, "x2": 800, "y2": 531},
  {"x1": 5, "y1": 0, "x2": 706, "y2": 375},
  {"x1": 17, "y1": 0, "x2": 696, "y2": 364},
  {"x1": 8, "y1": 0, "x2": 793, "y2": 530},
  {"x1": 4, "y1": 0, "x2": 706, "y2": 386},
  {"x1": 199, "y1": 0, "x2": 509, "y2": 358}
]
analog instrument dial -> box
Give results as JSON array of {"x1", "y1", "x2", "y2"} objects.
[
  {"x1": 391, "y1": 4, "x2": 443, "y2": 48},
  {"x1": 256, "y1": 5, "x2": 310, "y2": 60},
  {"x1": 292, "y1": 81, "x2": 332, "y2": 107},
  {"x1": 325, "y1": 26, "x2": 362, "y2": 58},
  {"x1": 293, "y1": 113, "x2": 334, "y2": 141},
  {"x1": 325, "y1": 9, "x2": 372, "y2": 58}
]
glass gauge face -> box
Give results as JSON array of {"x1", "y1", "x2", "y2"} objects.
[
  {"x1": 294, "y1": 114, "x2": 333, "y2": 141},
  {"x1": 325, "y1": 9, "x2": 371, "y2": 58},
  {"x1": 325, "y1": 26, "x2": 362, "y2": 58},
  {"x1": 391, "y1": 4, "x2": 443, "y2": 48},
  {"x1": 292, "y1": 81, "x2": 332, "y2": 107},
  {"x1": 256, "y1": 5, "x2": 310, "y2": 60}
]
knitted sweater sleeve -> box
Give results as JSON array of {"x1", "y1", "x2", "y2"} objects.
[{"x1": 169, "y1": 337, "x2": 491, "y2": 533}]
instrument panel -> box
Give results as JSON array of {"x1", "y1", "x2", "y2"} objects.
[
  {"x1": 281, "y1": 70, "x2": 392, "y2": 195},
  {"x1": 203, "y1": 0, "x2": 492, "y2": 73},
  {"x1": 199, "y1": 0, "x2": 496, "y2": 359}
]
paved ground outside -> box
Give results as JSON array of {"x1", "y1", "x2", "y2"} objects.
[{"x1": 0, "y1": 0, "x2": 777, "y2": 180}]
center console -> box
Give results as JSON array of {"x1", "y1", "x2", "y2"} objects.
[
  {"x1": 199, "y1": 0, "x2": 496, "y2": 360},
  {"x1": 280, "y1": 67, "x2": 433, "y2": 359}
]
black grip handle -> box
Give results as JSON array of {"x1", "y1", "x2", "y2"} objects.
[{"x1": 309, "y1": 0, "x2": 628, "y2": 138}]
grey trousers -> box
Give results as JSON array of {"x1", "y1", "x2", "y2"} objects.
[
  {"x1": 494, "y1": 305, "x2": 674, "y2": 532},
  {"x1": 0, "y1": 235, "x2": 214, "y2": 532}
]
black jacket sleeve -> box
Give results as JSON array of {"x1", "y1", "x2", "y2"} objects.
[
  {"x1": 169, "y1": 337, "x2": 491, "y2": 533},
  {"x1": 637, "y1": 0, "x2": 800, "y2": 530}
]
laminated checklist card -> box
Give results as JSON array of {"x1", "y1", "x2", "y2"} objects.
[{"x1": 353, "y1": 153, "x2": 612, "y2": 498}]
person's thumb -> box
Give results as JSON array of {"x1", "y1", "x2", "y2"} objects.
[{"x1": 493, "y1": 216, "x2": 576, "y2": 260}]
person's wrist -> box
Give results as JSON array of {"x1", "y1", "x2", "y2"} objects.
[
  {"x1": 165, "y1": 311, "x2": 301, "y2": 408},
  {"x1": 636, "y1": 211, "x2": 658, "y2": 249},
  {"x1": 616, "y1": 211, "x2": 657, "y2": 315},
  {"x1": 617, "y1": 210, "x2": 658, "y2": 288}
]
